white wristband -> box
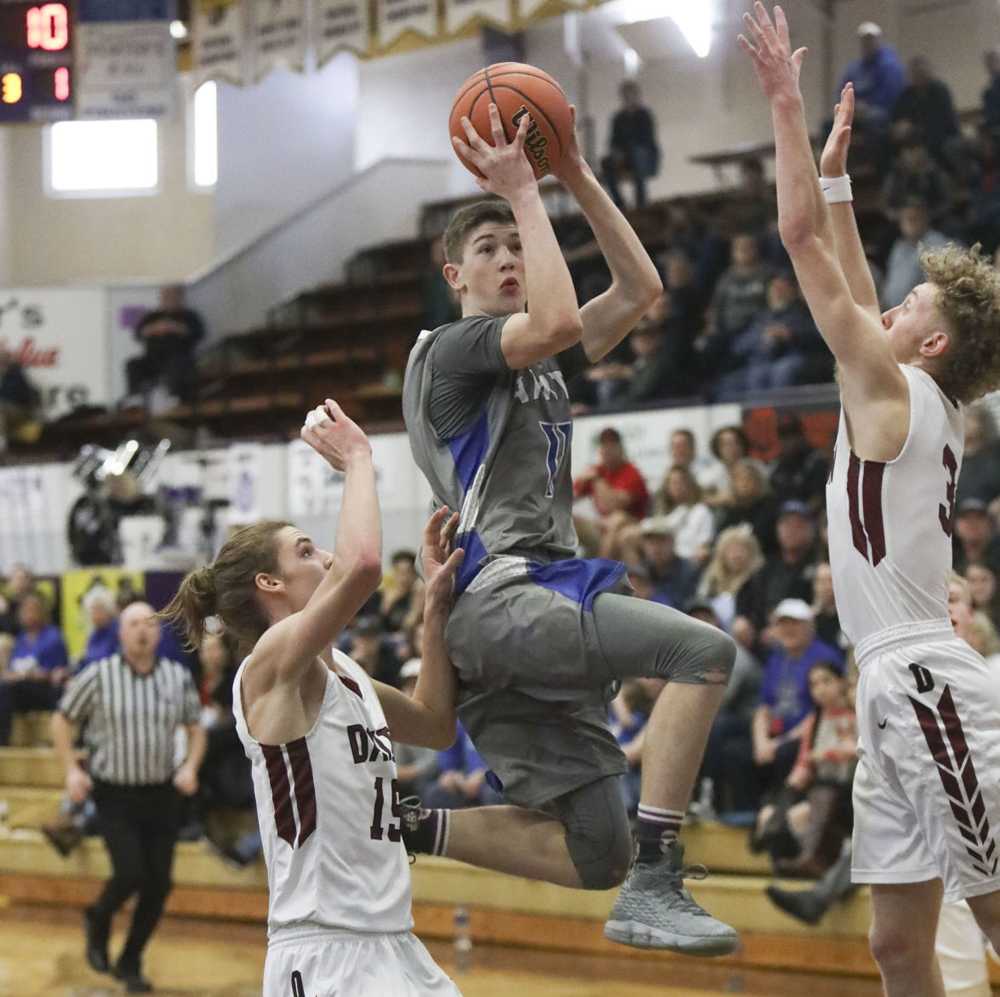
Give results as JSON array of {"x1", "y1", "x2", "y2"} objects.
[{"x1": 820, "y1": 174, "x2": 853, "y2": 204}]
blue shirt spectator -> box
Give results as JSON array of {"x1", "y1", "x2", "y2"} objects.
[
  {"x1": 11, "y1": 624, "x2": 68, "y2": 674},
  {"x1": 79, "y1": 621, "x2": 118, "y2": 670},
  {"x1": 838, "y1": 23, "x2": 906, "y2": 123},
  {"x1": 425, "y1": 722, "x2": 502, "y2": 809}
]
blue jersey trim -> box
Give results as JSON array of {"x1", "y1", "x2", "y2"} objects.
[
  {"x1": 528, "y1": 558, "x2": 628, "y2": 611},
  {"x1": 454, "y1": 530, "x2": 489, "y2": 595},
  {"x1": 447, "y1": 410, "x2": 490, "y2": 496}
]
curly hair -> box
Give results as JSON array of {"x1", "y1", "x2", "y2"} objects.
[{"x1": 921, "y1": 244, "x2": 1000, "y2": 404}]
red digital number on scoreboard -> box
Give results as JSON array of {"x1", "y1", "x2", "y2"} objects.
[{"x1": 26, "y1": 3, "x2": 68, "y2": 51}]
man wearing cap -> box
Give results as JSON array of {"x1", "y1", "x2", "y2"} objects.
[
  {"x1": 837, "y1": 22, "x2": 906, "y2": 125},
  {"x1": 631, "y1": 519, "x2": 700, "y2": 609},
  {"x1": 954, "y1": 499, "x2": 1000, "y2": 576},
  {"x1": 347, "y1": 615, "x2": 402, "y2": 687},
  {"x1": 735, "y1": 500, "x2": 818, "y2": 639},
  {"x1": 752, "y1": 599, "x2": 843, "y2": 794},
  {"x1": 768, "y1": 415, "x2": 829, "y2": 509},
  {"x1": 574, "y1": 427, "x2": 650, "y2": 558}
]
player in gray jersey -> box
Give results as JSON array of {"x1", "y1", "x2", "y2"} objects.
[{"x1": 401, "y1": 103, "x2": 739, "y2": 955}]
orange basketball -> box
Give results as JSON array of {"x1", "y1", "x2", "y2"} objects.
[{"x1": 449, "y1": 62, "x2": 573, "y2": 180}]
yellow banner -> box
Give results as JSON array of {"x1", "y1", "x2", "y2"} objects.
[{"x1": 61, "y1": 568, "x2": 145, "y2": 661}]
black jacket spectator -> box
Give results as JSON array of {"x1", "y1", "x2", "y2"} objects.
[
  {"x1": 983, "y1": 49, "x2": 1000, "y2": 130},
  {"x1": 957, "y1": 404, "x2": 1000, "y2": 506},
  {"x1": 891, "y1": 57, "x2": 959, "y2": 162},
  {"x1": 769, "y1": 417, "x2": 830, "y2": 510},
  {"x1": 882, "y1": 141, "x2": 952, "y2": 225},
  {"x1": 602, "y1": 82, "x2": 660, "y2": 210}
]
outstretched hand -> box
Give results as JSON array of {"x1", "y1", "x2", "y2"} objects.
[
  {"x1": 738, "y1": 2, "x2": 807, "y2": 102},
  {"x1": 300, "y1": 398, "x2": 372, "y2": 471},
  {"x1": 821, "y1": 83, "x2": 855, "y2": 177},
  {"x1": 452, "y1": 103, "x2": 537, "y2": 201},
  {"x1": 421, "y1": 507, "x2": 464, "y2": 617}
]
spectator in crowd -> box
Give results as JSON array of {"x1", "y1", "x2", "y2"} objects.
[
  {"x1": 716, "y1": 458, "x2": 779, "y2": 556},
  {"x1": 609, "y1": 678, "x2": 660, "y2": 814},
  {"x1": 891, "y1": 56, "x2": 959, "y2": 166},
  {"x1": 668, "y1": 427, "x2": 726, "y2": 494},
  {"x1": 573, "y1": 427, "x2": 649, "y2": 558},
  {"x1": 700, "y1": 235, "x2": 772, "y2": 370},
  {"x1": 78, "y1": 586, "x2": 119, "y2": 671},
  {"x1": 0, "y1": 594, "x2": 15, "y2": 637},
  {"x1": 689, "y1": 599, "x2": 761, "y2": 814},
  {"x1": 0, "y1": 563, "x2": 37, "y2": 635},
  {"x1": 704, "y1": 425, "x2": 752, "y2": 505},
  {"x1": 715, "y1": 272, "x2": 827, "y2": 397},
  {"x1": 624, "y1": 519, "x2": 701, "y2": 609},
  {"x1": 582, "y1": 299, "x2": 675, "y2": 408},
  {"x1": 52, "y1": 602, "x2": 204, "y2": 992},
  {"x1": 662, "y1": 249, "x2": 709, "y2": 347},
  {"x1": 751, "y1": 600, "x2": 844, "y2": 803},
  {"x1": 347, "y1": 615, "x2": 402, "y2": 687},
  {"x1": 0, "y1": 592, "x2": 69, "y2": 745},
  {"x1": 421, "y1": 235, "x2": 459, "y2": 332},
  {"x1": 956, "y1": 403, "x2": 1000, "y2": 506},
  {"x1": 883, "y1": 142, "x2": 953, "y2": 227},
  {"x1": 811, "y1": 563, "x2": 846, "y2": 651},
  {"x1": 953, "y1": 499, "x2": 1000, "y2": 575},
  {"x1": 966, "y1": 612, "x2": 1000, "y2": 664},
  {"x1": 983, "y1": 48, "x2": 1000, "y2": 130},
  {"x1": 735, "y1": 500, "x2": 819, "y2": 641},
  {"x1": 0, "y1": 346, "x2": 43, "y2": 452},
  {"x1": 601, "y1": 81, "x2": 660, "y2": 210},
  {"x1": 837, "y1": 22, "x2": 906, "y2": 126},
  {"x1": 881, "y1": 201, "x2": 952, "y2": 309},
  {"x1": 648, "y1": 465, "x2": 716, "y2": 563},
  {"x1": 758, "y1": 661, "x2": 856, "y2": 878},
  {"x1": 125, "y1": 285, "x2": 205, "y2": 407},
  {"x1": 769, "y1": 415, "x2": 830, "y2": 511},
  {"x1": 966, "y1": 563, "x2": 1000, "y2": 627},
  {"x1": 395, "y1": 659, "x2": 440, "y2": 800},
  {"x1": 379, "y1": 549, "x2": 425, "y2": 636},
  {"x1": 425, "y1": 721, "x2": 501, "y2": 810},
  {"x1": 696, "y1": 525, "x2": 764, "y2": 633},
  {"x1": 963, "y1": 124, "x2": 1000, "y2": 254},
  {"x1": 724, "y1": 157, "x2": 772, "y2": 235}
]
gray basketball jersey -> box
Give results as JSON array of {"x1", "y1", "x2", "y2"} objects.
[{"x1": 402, "y1": 315, "x2": 586, "y2": 591}]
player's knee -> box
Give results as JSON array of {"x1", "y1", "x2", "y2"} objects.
[
  {"x1": 869, "y1": 923, "x2": 923, "y2": 970},
  {"x1": 689, "y1": 626, "x2": 736, "y2": 685},
  {"x1": 566, "y1": 816, "x2": 633, "y2": 890}
]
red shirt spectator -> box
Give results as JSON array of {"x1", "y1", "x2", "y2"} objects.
[{"x1": 574, "y1": 427, "x2": 649, "y2": 519}]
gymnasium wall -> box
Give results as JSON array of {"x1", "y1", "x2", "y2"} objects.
[{"x1": 3, "y1": 0, "x2": 1000, "y2": 290}]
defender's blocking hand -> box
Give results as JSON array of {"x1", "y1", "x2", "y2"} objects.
[
  {"x1": 738, "y1": 3, "x2": 807, "y2": 102},
  {"x1": 821, "y1": 83, "x2": 855, "y2": 177}
]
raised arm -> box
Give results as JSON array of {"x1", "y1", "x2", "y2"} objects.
[
  {"x1": 819, "y1": 83, "x2": 880, "y2": 318},
  {"x1": 553, "y1": 110, "x2": 663, "y2": 362},
  {"x1": 374, "y1": 508, "x2": 464, "y2": 749},
  {"x1": 252, "y1": 401, "x2": 382, "y2": 683},
  {"x1": 739, "y1": 4, "x2": 905, "y2": 411},
  {"x1": 453, "y1": 106, "x2": 583, "y2": 369}
]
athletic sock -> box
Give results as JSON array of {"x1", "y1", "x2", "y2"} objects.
[
  {"x1": 401, "y1": 807, "x2": 451, "y2": 856},
  {"x1": 636, "y1": 804, "x2": 684, "y2": 863}
]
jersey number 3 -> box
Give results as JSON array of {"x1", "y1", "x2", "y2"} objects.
[{"x1": 939, "y1": 445, "x2": 958, "y2": 537}]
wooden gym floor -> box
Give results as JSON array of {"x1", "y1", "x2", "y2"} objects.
[{"x1": 0, "y1": 904, "x2": 885, "y2": 997}]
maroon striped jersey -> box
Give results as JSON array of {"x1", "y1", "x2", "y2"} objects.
[
  {"x1": 826, "y1": 364, "x2": 964, "y2": 646},
  {"x1": 233, "y1": 648, "x2": 413, "y2": 937}
]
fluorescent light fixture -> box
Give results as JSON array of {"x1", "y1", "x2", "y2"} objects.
[
  {"x1": 193, "y1": 81, "x2": 217, "y2": 188},
  {"x1": 49, "y1": 119, "x2": 158, "y2": 193},
  {"x1": 169, "y1": 18, "x2": 187, "y2": 39},
  {"x1": 616, "y1": 0, "x2": 715, "y2": 58},
  {"x1": 623, "y1": 46, "x2": 641, "y2": 77}
]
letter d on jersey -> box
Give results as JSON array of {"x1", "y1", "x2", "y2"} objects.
[
  {"x1": 348, "y1": 724, "x2": 370, "y2": 764},
  {"x1": 909, "y1": 662, "x2": 935, "y2": 695}
]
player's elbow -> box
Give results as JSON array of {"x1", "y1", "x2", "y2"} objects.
[
  {"x1": 778, "y1": 219, "x2": 817, "y2": 254},
  {"x1": 426, "y1": 714, "x2": 458, "y2": 750},
  {"x1": 346, "y1": 553, "x2": 383, "y2": 595},
  {"x1": 543, "y1": 313, "x2": 584, "y2": 350}
]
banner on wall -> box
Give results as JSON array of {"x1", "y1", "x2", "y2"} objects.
[
  {"x1": 0, "y1": 288, "x2": 108, "y2": 417},
  {"x1": 249, "y1": 0, "x2": 308, "y2": 80},
  {"x1": 519, "y1": 0, "x2": 589, "y2": 17},
  {"x1": 375, "y1": 0, "x2": 436, "y2": 49},
  {"x1": 315, "y1": 0, "x2": 368, "y2": 63},
  {"x1": 75, "y1": 0, "x2": 176, "y2": 119},
  {"x1": 227, "y1": 442, "x2": 265, "y2": 522},
  {"x1": 194, "y1": 0, "x2": 247, "y2": 84},
  {"x1": 443, "y1": 0, "x2": 512, "y2": 34}
]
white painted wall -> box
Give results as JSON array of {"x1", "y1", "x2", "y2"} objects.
[
  {"x1": 214, "y1": 53, "x2": 360, "y2": 257},
  {"x1": 6, "y1": 78, "x2": 214, "y2": 286}
]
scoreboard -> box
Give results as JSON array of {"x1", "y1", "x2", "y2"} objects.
[{"x1": 0, "y1": 1, "x2": 72, "y2": 122}]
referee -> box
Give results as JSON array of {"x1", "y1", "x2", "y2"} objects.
[{"x1": 52, "y1": 601, "x2": 205, "y2": 993}]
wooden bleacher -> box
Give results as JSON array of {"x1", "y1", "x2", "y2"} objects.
[{"x1": 4, "y1": 744, "x2": 997, "y2": 989}]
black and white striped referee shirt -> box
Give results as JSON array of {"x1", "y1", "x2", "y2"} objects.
[{"x1": 58, "y1": 654, "x2": 201, "y2": 786}]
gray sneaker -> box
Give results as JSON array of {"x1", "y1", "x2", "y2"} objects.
[{"x1": 604, "y1": 842, "x2": 740, "y2": 956}]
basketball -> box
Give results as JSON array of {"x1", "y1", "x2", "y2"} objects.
[{"x1": 449, "y1": 62, "x2": 573, "y2": 180}]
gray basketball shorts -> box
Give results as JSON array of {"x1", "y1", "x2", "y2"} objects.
[{"x1": 446, "y1": 554, "x2": 627, "y2": 808}]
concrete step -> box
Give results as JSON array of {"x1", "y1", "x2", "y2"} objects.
[
  {"x1": 0, "y1": 786, "x2": 62, "y2": 829},
  {"x1": 0, "y1": 748, "x2": 65, "y2": 788}
]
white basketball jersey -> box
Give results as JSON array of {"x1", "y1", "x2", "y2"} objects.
[
  {"x1": 826, "y1": 364, "x2": 964, "y2": 646},
  {"x1": 233, "y1": 648, "x2": 413, "y2": 938}
]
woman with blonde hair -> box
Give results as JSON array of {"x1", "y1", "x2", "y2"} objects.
[
  {"x1": 697, "y1": 525, "x2": 764, "y2": 631},
  {"x1": 649, "y1": 464, "x2": 716, "y2": 563}
]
